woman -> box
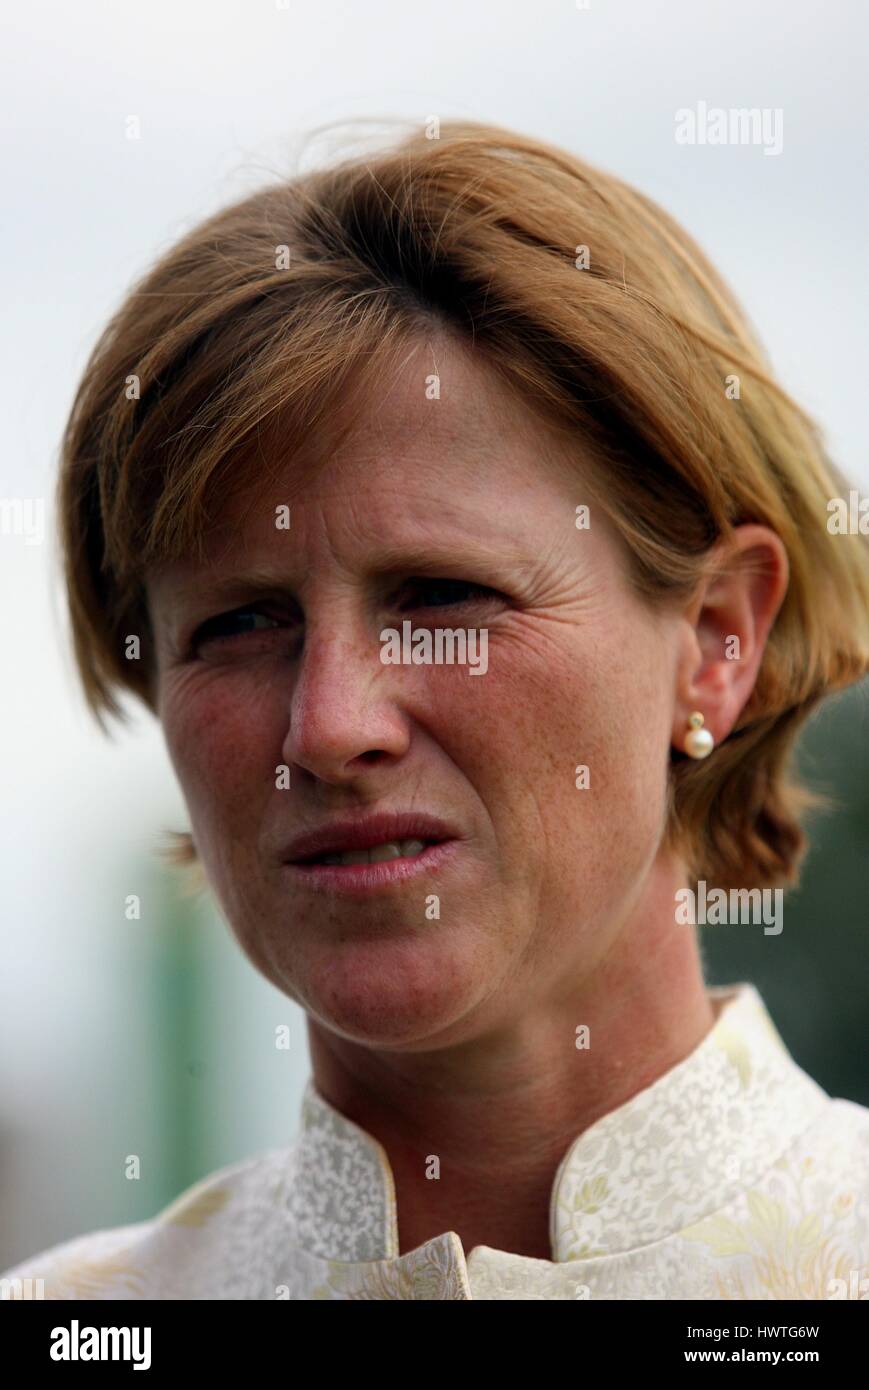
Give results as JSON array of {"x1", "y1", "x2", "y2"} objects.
[{"x1": 5, "y1": 120, "x2": 869, "y2": 1300}]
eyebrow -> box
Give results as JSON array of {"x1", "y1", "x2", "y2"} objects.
[
  {"x1": 166, "y1": 537, "x2": 535, "y2": 604},
  {"x1": 364, "y1": 538, "x2": 532, "y2": 577}
]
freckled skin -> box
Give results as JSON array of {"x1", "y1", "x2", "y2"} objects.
[
  {"x1": 146, "y1": 331, "x2": 789, "y2": 1257},
  {"x1": 148, "y1": 337, "x2": 676, "y2": 1049}
]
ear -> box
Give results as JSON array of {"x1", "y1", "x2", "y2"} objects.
[{"x1": 672, "y1": 524, "x2": 789, "y2": 755}]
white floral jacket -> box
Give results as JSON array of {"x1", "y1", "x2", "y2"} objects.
[{"x1": 2, "y1": 983, "x2": 868, "y2": 1300}]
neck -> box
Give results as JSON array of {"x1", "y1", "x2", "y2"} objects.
[{"x1": 306, "y1": 857, "x2": 715, "y2": 1260}]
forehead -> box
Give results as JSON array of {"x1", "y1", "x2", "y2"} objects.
[
  {"x1": 206, "y1": 334, "x2": 583, "y2": 552},
  {"x1": 144, "y1": 331, "x2": 627, "y2": 614}
]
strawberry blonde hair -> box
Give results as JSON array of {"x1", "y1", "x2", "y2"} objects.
[{"x1": 58, "y1": 120, "x2": 869, "y2": 891}]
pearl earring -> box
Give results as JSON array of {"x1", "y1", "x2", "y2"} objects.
[{"x1": 684, "y1": 711, "x2": 714, "y2": 759}]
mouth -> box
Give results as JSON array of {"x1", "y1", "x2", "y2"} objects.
[
  {"x1": 281, "y1": 813, "x2": 462, "y2": 895},
  {"x1": 295, "y1": 837, "x2": 436, "y2": 867},
  {"x1": 285, "y1": 839, "x2": 459, "y2": 896}
]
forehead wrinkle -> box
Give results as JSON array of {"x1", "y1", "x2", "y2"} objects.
[
  {"x1": 298, "y1": 487, "x2": 533, "y2": 584},
  {"x1": 311, "y1": 421, "x2": 515, "y2": 503},
  {"x1": 314, "y1": 476, "x2": 541, "y2": 566}
]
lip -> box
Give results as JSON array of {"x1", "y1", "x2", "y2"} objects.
[
  {"x1": 285, "y1": 838, "x2": 461, "y2": 896},
  {"x1": 282, "y1": 811, "x2": 461, "y2": 863},
  {"x1": 280, "y1": 810, "x2": 463, "y2": 897}
]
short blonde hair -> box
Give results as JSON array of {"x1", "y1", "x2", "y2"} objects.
[{"x1": 58, "y1": 119, "x2": 869, "y2": 891}]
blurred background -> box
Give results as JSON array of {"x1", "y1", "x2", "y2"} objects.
[{"x1": 1, "y1": 0, "x2": 867, "y2": 1269}]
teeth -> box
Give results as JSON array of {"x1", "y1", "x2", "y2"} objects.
[
  {"x1": 399, "y1": 839, "x2": 427, "y2": 857},
  {"x1": 368, "y1": 841, "x2": 403, "y2": 863},
  {"x1": 320, "y1": 838, "x2": 428, "y2": 866}
]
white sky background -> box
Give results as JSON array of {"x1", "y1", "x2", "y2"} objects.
[{"x1": 1, "y1": 0, "x2": 867, "y2": 1256}]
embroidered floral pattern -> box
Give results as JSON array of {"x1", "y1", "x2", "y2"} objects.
[
  {"x1": 285, "y1": 1085, "x2": 397, "y2": 1261},
  {"x1": 552, "y1": 985, "x2": 829, "y2": 1260},
  {"x1": 3, "y1": 985, "x2": 868, "y2": 1300}
]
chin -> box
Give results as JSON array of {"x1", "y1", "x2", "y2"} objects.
[{"x1": 291, "y1": 931, "x2": 488, "y2": 1050}]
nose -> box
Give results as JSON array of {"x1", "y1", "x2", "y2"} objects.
[{"x1": 283, "y1": 619, "x2": 411, "y2": 785}]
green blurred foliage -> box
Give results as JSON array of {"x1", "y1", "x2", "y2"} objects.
[{"x1": 702, "y1": 679, "x2": 869, "y2": 1104}]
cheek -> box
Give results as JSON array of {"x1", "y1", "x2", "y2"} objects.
[
  {"x1": 559, "y1": 633, "x2": 674, "y2": 893},
  {"x1": 439, "y1": 626, "x2": 624, "y2": 802},
  {"x1": 462, "y1": 620, "x2": 671, "y2": 880},
  {"x1": 160, "y1": 670, "x2": 285, "y2": 836}
]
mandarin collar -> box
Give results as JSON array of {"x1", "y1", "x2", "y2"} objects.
[{"x1": 284, "y1": 983, "x2": 828, "y2": 1271}]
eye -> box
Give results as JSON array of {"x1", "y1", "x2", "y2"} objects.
[
  {"x1": 191, "y1": 604, "x2": 294, "y2": 651},
  {"x1": 398, "y1": 578, "x2": 503, "y2": 611}
]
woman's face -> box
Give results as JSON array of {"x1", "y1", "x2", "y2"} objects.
[{"x1": 147, "y1": 336, "x2": 683, "y2": 1049}]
